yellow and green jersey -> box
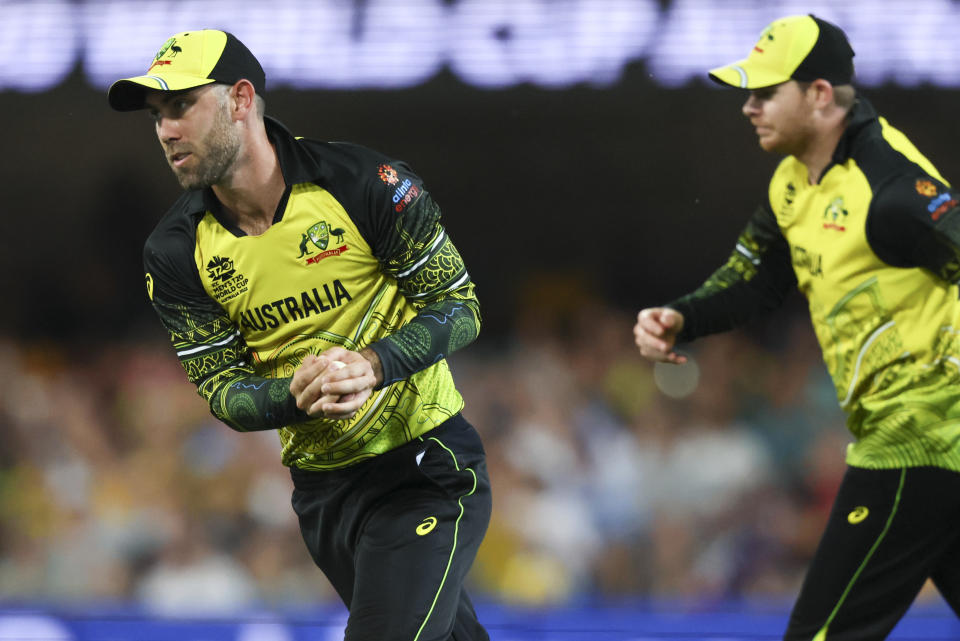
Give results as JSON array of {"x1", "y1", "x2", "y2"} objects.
[
  {"x1": 670, "y1": 97, "x2": 960, "y2": 471},
  {"x1": 143, "y1": 117, "x2": 480, "y2": 470}
]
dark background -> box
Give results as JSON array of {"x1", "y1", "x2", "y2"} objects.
[{"x1": 5, "y1": 66, "x2": 958, "y2": 343}]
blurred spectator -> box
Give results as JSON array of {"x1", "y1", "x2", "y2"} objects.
[{"x1": 135, "y1": 515, "x2": 258, "y2": 615}]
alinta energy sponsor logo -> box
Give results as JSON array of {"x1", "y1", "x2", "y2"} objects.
[
  {"x1": 206, "y1": 255, "x2": 249, "y2": 302},
  {"x1": 915, "y1": 178, "x2": 957, "y2": 221},
  {"x1": 238, "y1": 279, "x2": 353, "y2": 332},
  {"x1": 296, "y1": 221, "x2": 349, "y2": 265},
  {"x1": 822, "y1": 197, "x2": 848, "y2": 231},
  {"x1": 376, "y1": 164, "x2": 421, "y2": 213},
  {"x1": 928, "y1": 192, "x2": 958, "y2": 222},
  {"x1": 392, "y1": 179, "x2": 420, "y2": 213}
]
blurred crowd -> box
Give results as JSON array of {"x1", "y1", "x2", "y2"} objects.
[{"x1": 0, "y1": 287, "x2": 872, "y2": 615}]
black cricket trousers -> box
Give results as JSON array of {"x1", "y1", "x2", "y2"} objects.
[
  {"x1": 785, "y1": 465, "x2": 960, "y2": 640},
  {"x1": 291, "y1": 414, "x2": 492, "y2": 641}
]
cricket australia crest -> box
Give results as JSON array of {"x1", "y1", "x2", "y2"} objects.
[
  {"x1": 297, "y1": 220, "x2": 349, "y2": 264},
  {"x1": 307, "y1": 222, "x2": 330, "y2": 250}
]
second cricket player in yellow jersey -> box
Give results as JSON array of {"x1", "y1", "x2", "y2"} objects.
[
  {"x1": 669, "y1": 97, "x2": 960, "y2": 472},
  {"x1": 634, "y1": 14, "x2": 960, "y2": 639}
]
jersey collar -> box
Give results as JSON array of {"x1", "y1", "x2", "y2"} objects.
[
  {"x1": 265, "y1": 116, "x2": 325, "y2": 185},
  {"x1": 831, "y1": 95, "x2": 878, "y2": 165}
]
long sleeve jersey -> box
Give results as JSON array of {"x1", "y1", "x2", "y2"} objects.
[
  {"x1": 143, "y1": 117, "x2": 480, "y2": 470},
  {"x1": 669, "y1": 97, "x2": 960, "y2": 471}
]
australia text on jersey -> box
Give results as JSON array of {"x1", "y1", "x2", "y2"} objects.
[{"x1": 239, "y1": 279, "x2": 353, "y2": 332}]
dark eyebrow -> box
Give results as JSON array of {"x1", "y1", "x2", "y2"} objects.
[{"x1": 161, "y1": 89, "x2": 194, "y2": 103}]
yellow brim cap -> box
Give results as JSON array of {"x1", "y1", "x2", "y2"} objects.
[
  {"x1": 107, "y1": 30, "x2": 265, "y2": 112},
  {"x1": 705, "y1": 15, "x2": 854, "y2": 90}
]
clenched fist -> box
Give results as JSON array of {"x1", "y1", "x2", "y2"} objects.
[
  {"x1": 633, "y1": 307, "x2": 687, "y2": 364},
  {"x1": 289, "y1": 347, "x2": 380, "y2": 420}
]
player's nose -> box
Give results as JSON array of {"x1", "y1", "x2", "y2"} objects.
[{"x1": 156, "y1": 117, "x2": 181, "y2": 144}]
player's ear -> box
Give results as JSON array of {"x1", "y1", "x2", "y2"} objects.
[
  {"x1": 230, "y1": 79, "x2": 257, "y2": 120},
  {"x1": 808, "y1": 79, "x2": 834, "y2": 110}
]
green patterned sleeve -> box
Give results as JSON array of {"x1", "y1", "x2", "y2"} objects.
[
  {"x1": 145, "y1": 238, "x2": 308, "y2": 432},
  {"x1": 668, "y1": 204, "x2": 797, "y2": 341},
  {"x1": 366, "y1": 190, "x2": 481, "y2": 388}
]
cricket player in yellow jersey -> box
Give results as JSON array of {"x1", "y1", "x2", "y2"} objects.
[
  {"x1": 108, "y1": 29, "x2": 490, "y2": 641},
  {"x1": 634, "y1": 14, "x2": 960, "y2": 641}
]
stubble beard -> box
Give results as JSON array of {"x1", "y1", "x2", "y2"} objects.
[
  {"x1": 765, "y1": 110, "x2": 816, "y2": 157},
  {"x1": 171, "y1": 105, "x2": 242, "y2": 190}
]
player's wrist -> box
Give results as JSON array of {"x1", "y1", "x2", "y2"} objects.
[{"x1": 359, "y1": 347, "x2": 384, "y2": 387}]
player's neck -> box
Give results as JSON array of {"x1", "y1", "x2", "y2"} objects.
[
  {"x1": 797, "y1": 113, "x2": 847, "y2": 185},
  {"x1": 212, "y1": 135, "x2": 285, "y2": 236}
]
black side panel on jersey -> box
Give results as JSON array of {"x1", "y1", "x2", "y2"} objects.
[
  {"x1": 843, "y1": 105, "x2": 960, "y2": 283},
  {"x1": 862, "y1": 168, "x2": 960, "y2": 283},
  {"x1": 144, "y1": 193, "x2": 220, "y2": 325}
]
